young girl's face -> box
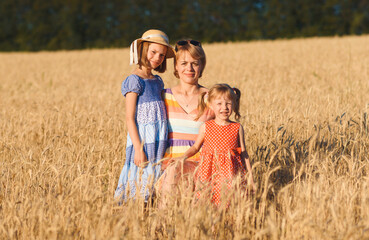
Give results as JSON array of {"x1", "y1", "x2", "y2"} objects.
[
  {"x1": 210, "y1": 94, "x2": 233, "y2": 122},
  {"x1": 147, "y1": 43, "x2": 167, "y2": 69}
]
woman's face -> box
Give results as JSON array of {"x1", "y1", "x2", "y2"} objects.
[
  {"x1": 175, "y1": 51, "x2": 202, "y2": 84},
  {"x1": 147, "y1": 43, "x2": 167, "y2": 69}
]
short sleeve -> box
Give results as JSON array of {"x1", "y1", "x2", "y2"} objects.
[{"x1": 121, "y1": 75, "x2": 143, "y2": 96}]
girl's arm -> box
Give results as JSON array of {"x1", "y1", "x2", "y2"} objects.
[
  {"x1": 125, "y1": 92, "x2": 148, "y2": 167},
  {"x1": 178, "y1": 123, "x2": 206, "y2": 161},
  {"x1": 239, "y1": 124, "x2": 256, "y2": 192}
]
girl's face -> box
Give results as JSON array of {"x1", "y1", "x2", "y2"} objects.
[
  {"x1": 210, "y1": 95, "x2": 233, "y2": 123},
  {"x1": 147, "y1": 43, "x2": 167, "y2": 69},
  {"x1": 175, "y1": 51, "x2": 202, "y2": 84}
]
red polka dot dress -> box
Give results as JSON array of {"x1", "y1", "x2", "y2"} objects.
[{"x1": 195, "y1": 120, "x2": 246, "y2": 206}]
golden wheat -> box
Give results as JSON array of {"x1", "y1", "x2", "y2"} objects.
[{"x1": 1, "y1": 35, "x2": 369, "y2": 239}]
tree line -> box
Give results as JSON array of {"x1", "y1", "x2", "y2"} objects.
[{"x1": 1, "y1": 0, "x2": 368, "y2": 51}]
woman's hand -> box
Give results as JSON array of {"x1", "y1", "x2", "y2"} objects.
[{"x1": 134, "y1": 149, "x2": 148, "y2": 167}]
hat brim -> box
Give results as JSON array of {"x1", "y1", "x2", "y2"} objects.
[{"x1": 136, "y1": 39, "x2": 175, "y2": 59}]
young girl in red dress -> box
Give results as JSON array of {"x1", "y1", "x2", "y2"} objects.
[{"x1": 176, "y1": 83, "x2": 256, "y2": 206}]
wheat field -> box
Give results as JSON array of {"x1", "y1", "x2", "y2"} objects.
[{"x1": 1, "y1": 35, "x2": 369, "y2": 239}]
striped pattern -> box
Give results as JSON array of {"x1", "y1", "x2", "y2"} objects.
[{"x1": 163, "y1": 88, "x2": 214, "y2": 163}]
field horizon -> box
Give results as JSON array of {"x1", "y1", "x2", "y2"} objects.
[{"x1": 1, "y1": 35, "x2": 369, "y2": 239}]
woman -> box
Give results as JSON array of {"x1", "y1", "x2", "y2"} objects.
[{"x1": 158, "y1": 40, "x2": 214, "y2": 203}]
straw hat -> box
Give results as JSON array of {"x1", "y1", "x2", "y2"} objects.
[{"x1": 130, "y1": 29, "x2": 175, "y2": 65}]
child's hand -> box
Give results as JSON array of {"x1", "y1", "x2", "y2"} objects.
[
  {"x1": 160, "y1": 158, "x2": 174, "y2": 171},
  {"x1": 134, "y1": 149, "x2": 148, "y2": 167},
  {"x1": 174, "y1": 156, "x2": 187, "y2": 162},
  {"x1": 160, "y1": 157, "x2": 187, "y2": 171}
]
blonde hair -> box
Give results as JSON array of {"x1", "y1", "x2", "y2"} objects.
[
  {"x1": 197, "y1": 84, "x2": 241, "y2": 121},
  {"x1": 174, "y1": 40, "x2": 206, "y2": 78},
  {"x1": 138, "y1": 41, "x2": 167, "y2": 73}
]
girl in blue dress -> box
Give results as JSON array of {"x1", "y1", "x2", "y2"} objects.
[{"x1": 114, "y1": 29, "x2": 174, "y2": 202}]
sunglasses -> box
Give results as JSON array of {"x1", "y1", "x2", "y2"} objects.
[{"x1": 175, "y1": 40, "x2": 201, "y2": 51}]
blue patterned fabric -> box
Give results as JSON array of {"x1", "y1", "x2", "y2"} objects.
[{"x1": 115, "y1": 74, "x2": 168, "y2": 202}]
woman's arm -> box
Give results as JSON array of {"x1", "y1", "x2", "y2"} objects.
[
  {"x1": 178, "y1": 123, "x2": 206, "y2": 161},
  {"x1": 239, "y1": 125, "x2": 256, "y2": 192},
  {"x1": 125, "y1": 92, "x2": 147, "y2": 167}
]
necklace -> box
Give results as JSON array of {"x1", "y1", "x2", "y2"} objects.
[{"x1": 180, "y1": 92, "x2": 196, "y2": 108}]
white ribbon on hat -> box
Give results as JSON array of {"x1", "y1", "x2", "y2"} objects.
[{"x1": 129, "y1": 34, "x2": 169, "y2": 65}]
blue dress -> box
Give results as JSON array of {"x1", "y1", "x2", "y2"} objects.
[{"x1": 114, "y1": 74, "x2": 168, "y2": 202}]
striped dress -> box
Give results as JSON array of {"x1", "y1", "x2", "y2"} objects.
[
  {"x1": 156, "y1": 88, "x2": 213, "y2": 195},
  {"x1": 162, "y1": 88, "x2": 214, "y2": 166}
]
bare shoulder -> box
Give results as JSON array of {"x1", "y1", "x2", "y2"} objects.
[
  {"x1": 132, "y1": 68, "x2": 142, "y2": 76},
  {"x1": 132, "y1": 68, "x2": 154, "y2": 79},
  {"x1": 171, "y1": 85, "x2": 180, "y2": 94},
  {"x1": 198, "y1": 85, "x2": 208, "y2": 93}
]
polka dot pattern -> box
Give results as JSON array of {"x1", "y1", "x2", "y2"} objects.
[{"x1": 195, "y1": 120, "x2": 246, "y2": 206}]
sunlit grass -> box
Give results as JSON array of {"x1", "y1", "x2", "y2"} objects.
[{"x1": 1, "y1": 35, "x2": 369, "y2": 239}]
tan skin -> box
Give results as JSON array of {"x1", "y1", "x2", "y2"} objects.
[
  {"x1": 175, "y1": 96, "x2": 257, "y2": 192},
  {"x1": 125, "y1": 43, "x2": 167, "y2": 167},
  {"x1": 171, "y1": 51, "x2": 207, "y2": 113},
  {"x1": 161, "y1": 50, "x2": 208, "y2": 170}
]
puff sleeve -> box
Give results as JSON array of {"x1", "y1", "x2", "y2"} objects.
[
  {"x1": 156, "y1": 75, "x2": 165, "y2": 90},
  {"x1": 121, "y1": 75, "x2": 143, "y2": 96}
]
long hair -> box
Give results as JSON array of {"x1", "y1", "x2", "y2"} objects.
[
  {"x1": 197, "y1": 83, "x2": 241, "y2": 121},
  {"x1": 138, "y1": 41, "x2": 167, "y2": 73}
]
